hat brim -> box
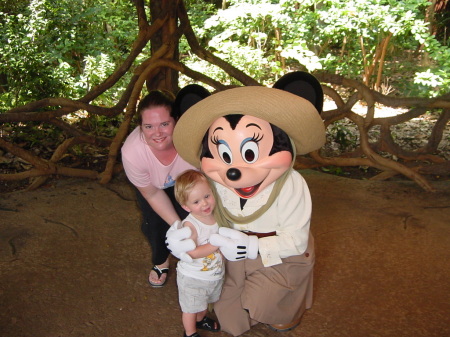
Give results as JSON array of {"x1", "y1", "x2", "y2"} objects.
[{"x1": 173, "y1": 86, "x2": 326, "y2": 168}]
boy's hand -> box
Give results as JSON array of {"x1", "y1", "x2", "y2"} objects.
[
  {"x1": 210, "y1": 227, "x2": 259, "y2": 261},
  {"x1": 165, "y1": 221, "x2": 195, "y2": 263}
]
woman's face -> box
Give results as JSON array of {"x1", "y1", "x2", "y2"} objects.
[{"x1": 140, "y1": 106, "x2": 176, "y2": 152}]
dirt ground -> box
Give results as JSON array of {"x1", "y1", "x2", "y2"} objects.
[{"x1": 1, "y1": 170, "x2": 449, "y2": 337}]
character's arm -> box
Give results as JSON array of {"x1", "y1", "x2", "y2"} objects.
[{"x1": 210, "y1": 227, "x2": 259, "y2": 261}]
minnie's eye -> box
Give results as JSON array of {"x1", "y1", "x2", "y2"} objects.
[
  {"x1": 218, "y1": 142, "x2": 232, "y2": 164},
  {"x1": 241, "y1": 140, "x2": 259, "y2": 164}
]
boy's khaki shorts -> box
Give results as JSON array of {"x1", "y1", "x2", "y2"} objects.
[{"x1": 177, "y1": 270, "x2": 224, "y2": 313}]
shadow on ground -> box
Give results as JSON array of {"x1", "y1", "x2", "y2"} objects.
[{"x1": 1, "y1": 170, "x2": 449, "y2": 337}]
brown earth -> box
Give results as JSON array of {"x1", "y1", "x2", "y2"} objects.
[{"x1": 1, "y1": 170, "x2": 449, "y2": 337}]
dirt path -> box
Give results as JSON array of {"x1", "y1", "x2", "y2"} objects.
[{"x1": 1, "y1": 171, "x2": 449, "y2": 337}]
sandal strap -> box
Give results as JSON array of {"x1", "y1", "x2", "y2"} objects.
[{"x1": 152, "y1": 265, "x2": 169, "y2": 278}]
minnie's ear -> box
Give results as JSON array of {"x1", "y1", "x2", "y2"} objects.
[
  {"x1": 174, "y1": 84, "x2": 211, "y2": 119},
  {"x1": 273, "y1": 72, "x2": 323, "y2": 114}
]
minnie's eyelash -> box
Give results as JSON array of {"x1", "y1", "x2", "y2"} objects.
[
  {"x1": 251, "y1": 133, "x2": 263, "y2": 143},
  {"x1": 211, "y1": 134, "x2": 263, "y2": 145},
  {"x1": 211, "y1": 135, "x2": 220, "y2": 145}
]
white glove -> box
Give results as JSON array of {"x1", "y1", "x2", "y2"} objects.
[
  {"x1": 165, "y1": 220, "x2": 195, "y2": 263},
  {"x1": 210, "y1": 227, "x2": 259, "y2": 261}
]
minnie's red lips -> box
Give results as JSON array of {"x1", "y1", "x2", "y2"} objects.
[
  {"x1": 241, "y1": 187, "x2": 254, "y2": 193},
  {"x1": 235, "y1": 182, "x2": 262, "y2": 198}
]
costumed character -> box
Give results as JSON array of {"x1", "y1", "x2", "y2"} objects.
[{"x1": 167, "y1": 72, "x2": 326, "y2": 336}]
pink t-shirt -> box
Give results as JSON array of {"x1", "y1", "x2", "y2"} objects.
[{"x1": 121, "y1": 126, "x2": 195, "y2": 189}]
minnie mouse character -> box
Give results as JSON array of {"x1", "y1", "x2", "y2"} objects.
[{"x1": 167, "y1": 72, "x2": 326, "y2": 336}]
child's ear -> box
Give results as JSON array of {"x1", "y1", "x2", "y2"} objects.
[{"x1": 181, "y1": 204, "x2": 191, "y2": 213}]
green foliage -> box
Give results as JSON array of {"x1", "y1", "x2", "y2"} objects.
[
  {"x1": 82, "y1": 114, "x2": 123, "y2": 138},
  {"x1": 3, "y1": 121, "x2": 63, "y2": 156},
  {"x1": 320, "y1": 166, "x2": 346, "y2": 176},
  {"x1": 329, "y1": 120, "x2": 358, "y2": 150},
  {"x1": 0, "y1": 0, "x2": 137, "y2": 111},
  {"x1": 186, "y1": 0, "x2": 323, "y2": 83},
  {"x1": 1, "y1": 0, "x2": 449, "y2": 114},
  {"x1": 184, "y1": 0, "x2": 449, "y2": 96}
]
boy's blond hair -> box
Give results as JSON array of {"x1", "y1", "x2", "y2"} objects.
[{"x1": 175, "y1": 170, "x2": 209, "y2": 206}]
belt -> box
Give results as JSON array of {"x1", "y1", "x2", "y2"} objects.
[{"x1": 243, "y1": 231, "x2": 276, "y2": 238}]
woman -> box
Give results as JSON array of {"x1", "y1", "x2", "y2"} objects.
[{"x1": 121, "y1": 90, "x2": 195, "y2": 287}]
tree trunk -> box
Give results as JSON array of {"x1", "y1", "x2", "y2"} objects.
[{"x1": 148, "y1": 0, "x2": 180, "y2": 92}]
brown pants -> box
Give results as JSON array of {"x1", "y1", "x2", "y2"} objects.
[{"x1": 214, "y1": 233, "x2": 315, "y2": 336}]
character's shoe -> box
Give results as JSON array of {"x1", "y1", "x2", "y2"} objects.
[{"x1": 268, "y1": 317, "x2": 302, "y2": 332}]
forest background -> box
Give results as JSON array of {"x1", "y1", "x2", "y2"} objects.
[{"x1": 0, "y1": 0, "x2": 449, "y2": 192}]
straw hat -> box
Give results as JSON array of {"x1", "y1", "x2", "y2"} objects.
[{"x1": 173, "y1": 86, "x2": 326, "y2": 168}]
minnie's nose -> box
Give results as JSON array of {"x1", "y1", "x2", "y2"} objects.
[{"x1": 226, "y1": 168, "x2": 241, "y2": 181}]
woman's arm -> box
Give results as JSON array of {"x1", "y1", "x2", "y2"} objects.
[{"x1": 137, "y1": 184, "x2": 181, "y2": 225}]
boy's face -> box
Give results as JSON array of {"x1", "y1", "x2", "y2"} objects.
[{"x1": 182, "y1": 180, "x2": 216, "y2": 220}]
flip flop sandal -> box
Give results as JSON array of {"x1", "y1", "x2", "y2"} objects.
[
  {"x1": 196, "y1": 316, "x2": 220, "y2": 332},
  {"x1": 148, "y1": 265, "x2": 168, "y2": 288}
]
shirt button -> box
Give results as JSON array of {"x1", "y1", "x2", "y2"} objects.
[{"x1": 305, "y1": 253, "x2": 310, "y2": 257}]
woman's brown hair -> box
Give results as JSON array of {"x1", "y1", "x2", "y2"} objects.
[{"x1": 135, "y1": 90, "x2": 176, "y2": 126}]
